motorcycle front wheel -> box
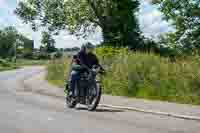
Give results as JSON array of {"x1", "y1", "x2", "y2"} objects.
[
  {"x1": 87, "y1": 82, "x2": 102, "y2": 111},
  {"x1": 65, "y1": 83, "x2": 77, "y2": 108},
  {"x1": 66, "y1": 96, "x2": 77, "y2": 108}
]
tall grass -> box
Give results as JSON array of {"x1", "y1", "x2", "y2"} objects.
[
  {"x1": 46, "y1": 47, "x2": 200, "y2": 105},
  {"x1": 46, "y1": 58, "x2": 71, "y2": 87},
  {"x1": 127, "y1": 53, "x2": 200, "y2": 105}
]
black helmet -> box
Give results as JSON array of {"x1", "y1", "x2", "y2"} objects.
[
  {"x1": 80, "y1": 42, "x2": 94, "y2": 53},
  {"x1": 80, "y1": 44, "x2": 86, "y2": 52},
  {"x1": 85, "y1": 42, "x2": 94, "y2": 49}
]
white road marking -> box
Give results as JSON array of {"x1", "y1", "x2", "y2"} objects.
[
  {"x1": 16, "y1": 110, "x2": 24, "y2": 113},
  {"x1": 47, "y1": 117, "x2": 54, "y2": 121}
]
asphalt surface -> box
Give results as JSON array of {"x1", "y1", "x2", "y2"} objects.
[{"x1": 0, "y1": 67, "x2": 200, "y2": 133}]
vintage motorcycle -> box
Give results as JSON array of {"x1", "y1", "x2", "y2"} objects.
[{"x1": 65, "y1": 65, "x2": 104, "y2": 111}]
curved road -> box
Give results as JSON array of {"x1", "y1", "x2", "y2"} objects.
[{"x1": 0, "y1": 67, "x2": 199, "y2": 133}]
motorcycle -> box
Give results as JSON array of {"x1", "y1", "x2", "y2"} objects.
[{"x1": 65, "y1": 65, "x2": 105, "y2": 111}]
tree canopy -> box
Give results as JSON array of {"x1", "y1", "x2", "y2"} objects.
[
  {"x1": 152, "y1": 0, "x2": 200, "y2": 55},
  {"x1": 0, "y1": 27, "x2": 19, "y2": 58},
  {"x1": 0, "y1": 26, "x2": 34, "y2": 59},
  {"x1": 15, "y1": 0, "x2": 142, "y2": 47},
  {"x1": 41, "y1": 31, "x2": 56, "y2": 53}
]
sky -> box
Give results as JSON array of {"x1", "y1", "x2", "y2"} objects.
[{"x1": 0, "y1": 0, "x2": 173, "y2": 48}]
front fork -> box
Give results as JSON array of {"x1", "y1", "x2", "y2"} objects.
[{"x1": 64, "y1": 81, "x2": 69, "y2": 94}]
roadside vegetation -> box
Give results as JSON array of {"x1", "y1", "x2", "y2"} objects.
[
  {"x1": 16, "y1": 59, "x2": 48, "y2": 66},
  {"x1": 46, "y1": 47, "x2": 200, "y2": 105},
  {"x1": 46, "y1": 58, "x2": 70, "y2": 87},
  {"x1": 0, "y1": 58, "x2": 18, "y2": 71}
]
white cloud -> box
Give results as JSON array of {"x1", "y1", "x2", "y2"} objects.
[{"x1": 139, "y1": 0, "x2": 173, "y2": 39}]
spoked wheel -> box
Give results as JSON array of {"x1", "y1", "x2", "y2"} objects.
[
  {"x1": 65, "y1": 83, "x2": 77, "y2": 108},
  {"x1": 66, "y1": 95, "x2": 77, "y2": 108},
  {"x1": 87, "y1": 83, "x2": 102, "y2": 111}
]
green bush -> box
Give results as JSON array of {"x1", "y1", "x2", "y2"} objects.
[
  {"x1": 36, "y1": 52, "x2": 51, "y2": 60},
  {"x1": 0, "y1": 58, "x2": 18, "y2": 71},
  {"x1": 0, "y1": 58, "x2": 12, "y2": 67},
  {"x1": 54, "y1": 51, "x2": 63, "y2": 59},
  {"x1": 23, "y1": 52, "x2": 34, "y2": 59},
  {"x1": 95, "y1": 47, "x2": 128, "y2": 95}
]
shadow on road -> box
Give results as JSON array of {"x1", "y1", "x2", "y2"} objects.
[
  {"x1": 96, "y1": 108, "x2": 124, "y2": 113},
  {"x1": 76, "y1": 107, "x2": 124, "y2": 113}
]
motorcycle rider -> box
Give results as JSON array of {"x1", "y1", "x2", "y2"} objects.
[{"x1": 68, "y1": 42, "x2": 102, "y2": 97}]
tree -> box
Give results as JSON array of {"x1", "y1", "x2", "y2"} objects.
[
  {"x1": 15, "y1": 0, "x2": 141, "y2": 47},
  {"x1": 41, "y1": 31, "x2": 56, "y2": 53},
  {"x1": 0, "y1": 26, "x2": 35, "y2": 60},
  {"x1": 152, "y1": 0, "x2": 200, "y2": 55},
  {"x1": 0, "y1": 26, "x2": 18, "y2": 58},
  {"x1": 18, "y1": 35, "x2": 35, "y2": 59}
]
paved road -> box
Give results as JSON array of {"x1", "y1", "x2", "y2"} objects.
[{"x1": 0, "y1": 67, "x2": 200, "y2": 133}]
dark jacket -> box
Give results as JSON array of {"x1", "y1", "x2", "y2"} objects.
[
  {"x1": 77, "y1": 51, "x2": 99, "y2": 69},
  {"x1": 67, "y1": 51, "x2": 101, "y2": 81}
]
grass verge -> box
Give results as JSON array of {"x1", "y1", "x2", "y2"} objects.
[
  {"x1": 0, "y1": 58, "x2": 48, "y2": 72},
  {"x1": 0, "y1": 58, "x2": 19, "y2": 71},
  {"x1": 16, "y1": 59, "x2": 48, "y2": 66}
]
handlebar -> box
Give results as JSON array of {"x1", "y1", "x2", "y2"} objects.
[
  {"x1": 92, "y1": 65, "x2": 106, "y2": 75},
  {"x1": 78, "y1": 64, "x2": 106, "y2": 75}
]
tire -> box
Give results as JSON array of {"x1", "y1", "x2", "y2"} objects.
[
  {"x1": 65, "y1": 83, "x2": 77, "y2": 108},
  {"x1": 87, "y1": 83, "x2": 102, "y2": 111},
  {"x1": 66, "y1": 96, "x2": 77, "y2": 108}
]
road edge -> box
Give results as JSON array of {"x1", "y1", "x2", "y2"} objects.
[
  {"x1": 100, "y1": 104, "x2": 200, "y2": 121},
  {"x1": 21, "y1": 68, "x2": 200, "y2": 121}
]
